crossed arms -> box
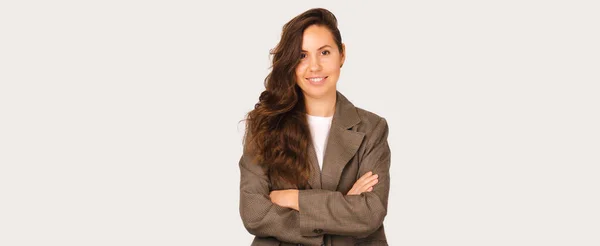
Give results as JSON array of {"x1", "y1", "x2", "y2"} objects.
[{"x1": 239, "y1": 118, "x2": 391, "y2": 245}]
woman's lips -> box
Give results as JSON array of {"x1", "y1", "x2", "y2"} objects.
[{"x1": 306, "y1": 76, "x2": 328, "y2": 86}]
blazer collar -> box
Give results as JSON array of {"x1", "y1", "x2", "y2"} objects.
[{"x1": 307, "y1": 91, "x2": 365, "y2": 190}]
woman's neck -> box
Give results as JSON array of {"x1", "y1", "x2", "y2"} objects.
[{"x1": 304, "y1": 93, "x2": 336, "y2": 117}]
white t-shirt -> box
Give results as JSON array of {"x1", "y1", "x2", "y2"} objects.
[{"x1": 306, "y1": 114, "x2": 333, "y2": 170}]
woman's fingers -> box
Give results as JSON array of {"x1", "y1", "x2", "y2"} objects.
[
  {"x1": 347, "y1": 172, "x2": 378, "y2": 195},
  {"x1": 359, "y1": 175, "x2": 379, "y2": 191},
  {"x1": 347, "y1": 172, "x2": 372, "y2": 195},
  {"x1": 356, "y1": 171, "x2": 373, "y2": 183},
  {"x1": 356, "y1": 173, "x2": 378, "y2": 188}
]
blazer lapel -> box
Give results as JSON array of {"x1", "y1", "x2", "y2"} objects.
[
  {"x1": 320, "y1": 91, "x2": 365, "y2": 191},
  {"x1": 307, "y1": 140, "x2": 322, "y2": 189}
]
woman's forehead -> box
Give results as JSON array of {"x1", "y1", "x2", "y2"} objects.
[{"x1": 301, "y1": 26, "x2": 335, "y2": 51}]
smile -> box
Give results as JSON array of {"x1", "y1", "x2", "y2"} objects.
[{"x1": 306, "y1": 76, "x2": 328, "y2": 85}]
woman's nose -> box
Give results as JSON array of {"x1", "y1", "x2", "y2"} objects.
[{"x1": 309, "y1": 56, "x2": 322, "y2": 71}]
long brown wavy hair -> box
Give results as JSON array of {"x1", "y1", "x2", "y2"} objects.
[{"x1": 243, "y1": 8, "x2": 344, "y2": 189}]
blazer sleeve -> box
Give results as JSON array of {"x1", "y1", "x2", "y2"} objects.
[
  {"x1": 239, "y1": 149, "x2": 324, "y2": 245},
  {"x1": 298, "y1": 117, "x2": 391, "y2": 239}
]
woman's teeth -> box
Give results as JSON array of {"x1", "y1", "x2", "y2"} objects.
[{"x1": 308, "y1": 77, "x2": 326, "y2": 83}]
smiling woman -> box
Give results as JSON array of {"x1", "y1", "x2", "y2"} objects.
[
  {"x1": 295, "y1": 24, "x2": 345, "y2": 108},
  {"x1": 239, "y1": 8, "x2": 391, "y2": 246}
]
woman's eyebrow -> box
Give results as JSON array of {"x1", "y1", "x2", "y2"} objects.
[{"x1": 301, "y1": 45, "x2": 332, "y2": 52}]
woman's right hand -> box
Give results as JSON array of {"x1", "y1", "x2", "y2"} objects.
[{"x1": 347, "y1": 171, "x2": 379, "y2": 195}]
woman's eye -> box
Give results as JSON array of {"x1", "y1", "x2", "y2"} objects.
[
  {"x1": 300, "y1": 53, "x2": 306, "y2": 59},
  {"x1": 321, "y1": 50, "x2": 330, "y2": 55}
]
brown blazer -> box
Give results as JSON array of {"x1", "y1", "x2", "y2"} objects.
[{"x1": 239, "y1": 91, "x2": 391, "y2": 246}]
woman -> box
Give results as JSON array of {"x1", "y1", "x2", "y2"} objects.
[{"x1": 239, "y1": 8, "x2": 391, "y2": 246}]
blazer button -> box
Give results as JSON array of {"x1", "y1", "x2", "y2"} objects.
[{"x1": 313, "y1": 228, "x2": 323, "y2": 234}]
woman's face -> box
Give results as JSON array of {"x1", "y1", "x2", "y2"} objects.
[{"x1": 295, "y1": 24, "x2": 345, "y2": 100}]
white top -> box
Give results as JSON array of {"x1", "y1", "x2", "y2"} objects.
[{"x1": 306, "y1": 114, "x2": 334, "y2": 171}]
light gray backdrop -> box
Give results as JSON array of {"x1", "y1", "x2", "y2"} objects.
[{"x1": 1, "y1": 1, "x2": 598, "y2": 245}]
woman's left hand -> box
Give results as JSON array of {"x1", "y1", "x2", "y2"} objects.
[{"x1": 269, "y1": 189, "x2": 299, "y2": 211}]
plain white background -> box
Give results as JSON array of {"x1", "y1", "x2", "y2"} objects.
[{"x1": 1, "y1": 1, "x2": 599, "y2": 245}]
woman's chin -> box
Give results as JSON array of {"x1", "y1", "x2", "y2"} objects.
[{"x1": 302, "y1": 88, "x2": 336, "y2": 100}]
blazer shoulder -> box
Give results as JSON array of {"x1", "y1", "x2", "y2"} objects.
[{"x1": 355, "y1": 107, "x2": 386, "y2": 132}]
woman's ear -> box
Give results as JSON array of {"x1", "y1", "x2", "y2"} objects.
[{"x1": 340, "y1": 43, "x2": 346, "y2": 68}]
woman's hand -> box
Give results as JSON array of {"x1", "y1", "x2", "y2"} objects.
[
  {"x1": 269, "y1": 171, "x2": 378, "y2": 210},
  {"x1": 269, "y1": 189, "x2": 300, "y2": 211},
  {"x1": 347, "y1": 171, "x2": 379, "y2": 195}
]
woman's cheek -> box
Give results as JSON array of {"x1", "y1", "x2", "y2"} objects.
[{"x1": 296, "y1": 63, "x2": 307, "y2": 75}]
